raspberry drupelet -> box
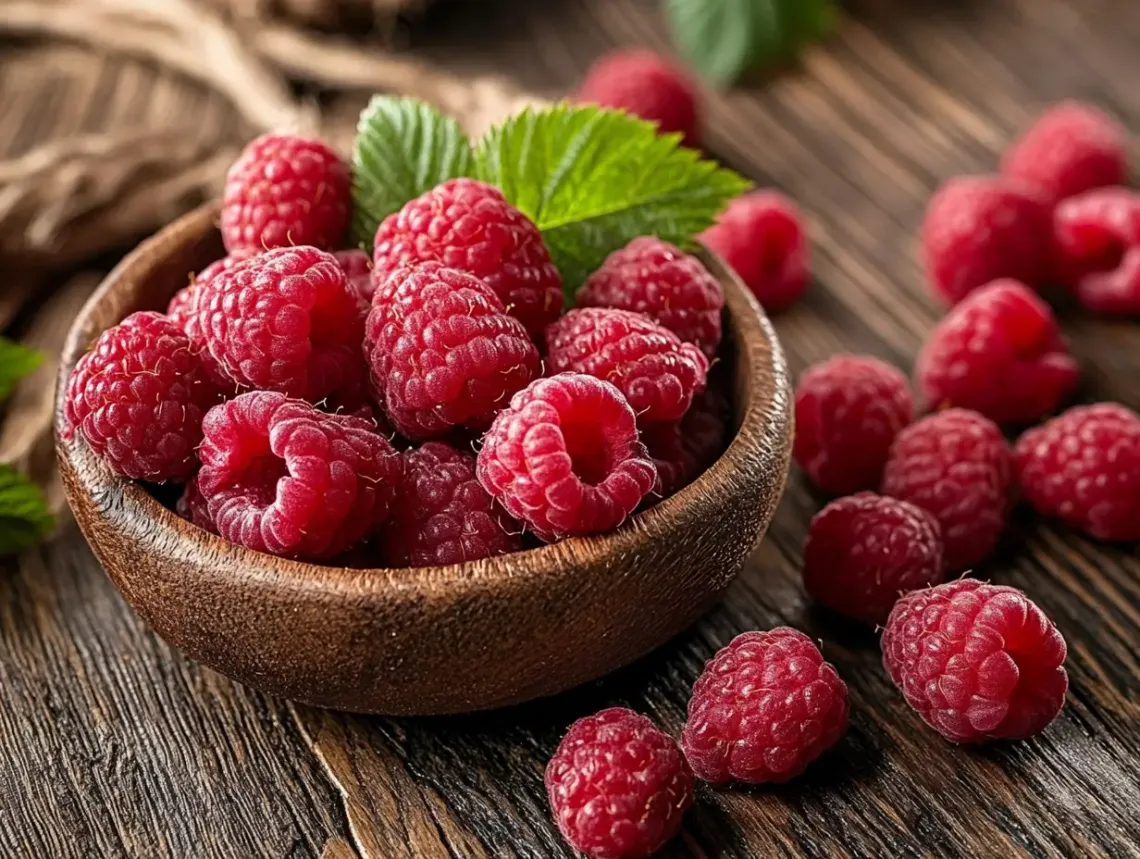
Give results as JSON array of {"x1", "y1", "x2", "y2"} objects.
[
  {"x1": 333, "y1": 248, "x2": 374, "y2": 305},
  {"x1": 176, "y1": 477, "x2": 216, "y2": 534},
  {"x1": 641, "y1": 387, "x2": 729, "y2": 498},
  {"x1": 1053, "y1": 187, "x2": 1140, "y2": 314}
]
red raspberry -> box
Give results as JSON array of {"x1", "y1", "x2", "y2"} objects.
[
  {"x1": 365, "y1": 262, "x2": 540, "y2": 440},
  {"x1": 371, "y1": 179, "x2": 562, "y2": 337},
  {"x1": 384, "y1": 441, "x2": 521, "y2": 567},
  {"x1": 176, "y1": 477, "x2": 216, "y2": 534},
  {"x1": 803, "y1": 493, "x2": 945, "y2": 625},
  {"x1": 921, "y1": 175, "x2": 1052, "y2": 304},
  {"x1": 793, "y1": 355, "x2": 913, "y2": 495},
  {"x1": 334, "y1": 248, "x2": 373, "y2": 305},
  {"x1": 477, "y1": 373, "x2": 657, "y2": 542},
  {"x1": 681, "y1": 628, "x2": 849, "y2": 784},
  {"x1": 916, "y1": 279, "x2": 1078, "y2": 424},
  {"x1": 641, "y1": 387, "x2": 729, "y2": 498},
  {"x1": 1001, "y1": 101, "x2": 1129, "y2": 206},
  {"x1": 699, "y1": 191, "x2": 809, "y2": 313},
  {"x1": 882, "y1": 580, "x2": 1068, "y2": 743},
  {"x1": 194, "y1": 245, "x2": 366, "y2": 404},
  {"x1": 63, "y1": 312, "x2": 225, "y2": 482},
  {"x1": 220, "y1": 132, "x2": 350, "y2": 253},
  {"x1": 1014, "y1": 403, "x2": 1140, "y2": 541},
  {"x1": 574, "y1": 49, "x2": 700, "y2": 148},
  {"x1": 545, "y1": 707, "x2": 693, "y2": 859},
  {"x1": 881, "y1": 409, "x2": 1012, "y2": 572},
  {"x1": 545, "y1": 308, "x2": 709, "y2": 424},
  {"x1": 576, "y1": 236, "x2": 724, "y2": 357},
  {"x1": 1053, "y1": 188, "x2": 1140, "y2": 314},
  {"x1": 197, "y1": 391, "x2": 402, "y2": 560}
]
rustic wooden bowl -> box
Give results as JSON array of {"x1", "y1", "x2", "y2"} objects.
[{"x1": 55, "y1": 201, "x2": 792, "y2": 716}]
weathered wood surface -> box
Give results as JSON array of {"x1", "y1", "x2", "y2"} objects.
[{"x1": 2, "y1": 1, "x2": 1140, "y2": 857}]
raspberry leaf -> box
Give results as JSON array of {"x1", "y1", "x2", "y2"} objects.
[
  {"x1": 475, "y1": 105, "x2": 749, "y2": 294},
  {"x1": 0, "y1": 465, "x2": 53, "y2": 556},
  {"x1": 0, "y1": 338, "x2": 42, "y2": 401}
]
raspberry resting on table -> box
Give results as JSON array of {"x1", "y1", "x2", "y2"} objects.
[
  {"x1": 1053, "y1": 187, "x2": 1140, "y2": 314},
  {"x1": 334, "y1": 248, "x2": 374, "y2": 305},
  {"x1": 545, "y1": 707, "x2": 694, "y2": 859},
  {"x1": 476, "y1": 373, "x2": 657, "y2": 542},
  {"x1": 681, "y1": 628, "x2": 849, "y2": 784},
  {"x1": 197, "y1": 391, "x2": 402, "y2": 561},
  {"x1": 641, "y1": 387, "x2": 729, "y2": 498},
  {"x1": 1014, "y1": 402, "x2": 1140, "y2": 542},
  {"x1": 881, "y1": 579, "x2": 1068, "y2": 743}
]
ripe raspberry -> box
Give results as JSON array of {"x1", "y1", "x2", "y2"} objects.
[
  {"x1": 63, "y1": 312, "x2": 225, "y2": 482},
  {"x1": 1014, "y1": 403, "x2": 1140, "y2": 541},
  {"x1": 371, "y1": 179, "x2": 562, "y2": 337},
  {"x1": 545, "y1": 308, "x2": 709, "y2": 424},
  {"x1": 641, "y1": 387, "x2": 729, "y2": 498},
  {"x1": 881, "y1": 409, "x2": 1012, "y2": 572},
  {"x1": 793, "y1": 355, "x2": 913, "y2": 495},
  {"x1": 384, "y1": 441, "x2": 521, "y2": 567},
  {"x1": 576, "y1": 236, "x2": 724, "y2": 357},
  {"x1": 574, "y1": 49, "x2": 700, "y2": 148},
  {"x1": 197, "y1": 391, "x2": 401, "y2": 560},
  {"x1": 681, "y1": 628, "x2": 849, "y2": 784},
  {"x1": 1053, "y1": 188, "x2": 1140, "y2": 314},
  {"x1": 194, "y1": 245, "x2": 366, "y2": 404},
  {"x1": 1001, "y1": 101, "x2": 1129, "y2": 206},
  {"x1": 803, "y1": 493, "x2": 945, "y2": 625},
  {"x1": 916, "y1": 279, "x2": 1078, "y2": 424},
  {"x1": 921, "y1": 175, "x2": 1052, "y2": 304},
  {"x1": 176, "y1": 477, "x2": 216, "y2": 534},
  {"x1": 334, "y1": 248, "x2": 373, "y2": 305},
  {"x1": 477, "y1": 373, "x2": 657, "y2": 542},
  {"x1": 882, "y1": 580, "x2": 1068, "y2": 743},
  {"x1": 365, "y1": 262, "x2": 539, "y2": 440},
  {"x1": 699, "y1": 191, "x2": 809, "y2": 313},
  {"x1": 221, "y1": 132, "x2": 350, "y2": 253}
]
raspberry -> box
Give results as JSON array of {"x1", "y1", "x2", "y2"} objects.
[
  {"x1": 194, "y1": 245, "x2": 366, "y2": 404},
  {"x1": 916, "y1": 279, "x2": 1078, "y2": 424},
  {"x1": 681, "y1": 628, "x2": 849, "y2": 784},
  {"x1": 477, "y1": 373, "x2": 657, "y2": 542},
  {"x1": 574, "y1": 49, "x2": 700, "y2": 148},
  {"x1": 576, "y1": 236, "x2": 724, "y2": 357},
  {"x1": 641, "y1": 387, "x2": 729, "y2": 498},
  {"x1": 365, "y1": 262, "x2": 540, "y2": 440},
  {"x1": 1053, "y1": 188, "x2": 1140, "y2": 314},
  {"x1": 63, "y1": 312, "x2": 225, "y2": 482},
  {"x1": 545, "y1": 308, "x2": 709, "y2": 424},
  {"x1": 220, "y1": 132, "x2": 350, "y2": 253},
  {"x1": 1013, "y1": 403, "x2": 1140, "y2": 541},
  {"x1": 699, "y1": 191, "x2": 809, "y2": 312},
  {"x1": 793, "y1": 355, "x2": 913, "y2": 495},
  {"x1": 921, "y1": 175, "x2": 1052, "y2": 304},
  {"x1": 176, "y1": 477, "x2": 216, "y2": 534},
  {"x1": 383, "y1": 441, "x2": 521, "y2": 567},
  {"x1": 881, "y1": 409, "x2": 1012, "y2": 572},
  {"x1": 803, "y1": 493, "x2": 945, "y2": 625},
  {"x1": 1001, "y1": 101, "x2": 1129, "y2": 206},
  {"x1": 334, "y1": 248, "x2": 373, "y2": 305},
  {"x1": 881, "y1": 580, "x2": 1068, "y2": 743},
  {"x1": 545, "y1": 707, "x2": 693, "y2": 859},
  {"x1": 371, "y1": 179, "x2": 563, "y2": 337},
  {"x1": 197, "y1": 391, "x2": 402, "y2": 560}
]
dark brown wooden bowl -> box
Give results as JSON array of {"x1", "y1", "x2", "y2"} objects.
[{"x1": 54, "y1": 201, "x2": 792, "y2": 716}]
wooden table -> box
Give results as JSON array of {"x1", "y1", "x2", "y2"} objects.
[{"x1": 4, "y1": 1, "x2": 1140, "y2": 856}]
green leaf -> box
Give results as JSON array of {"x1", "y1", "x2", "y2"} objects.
[
  {"x1": 0, "y1": 338, "x2": 42, "y2": 401},
  {"x1": 351, "y1": 95, "x2": 476, "y2": 251},
  {"x1": 0, "y1": 465, "x2": 53, "y2": 556},
  {"x1": 475, "y1": 104, "x2": 749, "y2": 295}
]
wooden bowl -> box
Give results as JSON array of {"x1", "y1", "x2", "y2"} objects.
[{"x1": 55, "y1": 202, "x2": 792, "y2": 716}]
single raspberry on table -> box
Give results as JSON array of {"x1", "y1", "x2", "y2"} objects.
[
  {"x1": 220, "y1": 132, "x2": 350, "y2": 253},
  {"x1": 882, "y1": 579, "x2": 1068, "y2": 743},
  {"x1": 641, "y1": 387, "x2": 729, "y2": 498},
  {"x1": 371, "y1": 178, "x2": 563, "y2": 337},
  {"x1": 334, "y1": 248, "x2": 373, "y2": 305},
  {"x1": 699, "y1": 191, "x2": 809, "y2": 313},
  {"x1": 921, "y1": 175, "x2": 1052, "y2": 304},
  {"x1": 176, "y1": 477, "x2": 216, "y2": 534},
  {"x1": 545, "y1": 308, "x2": 709, "y2": 424},
  {"x1": 881, "y1": 408, "x2": 1012, "y2": 572},
  {"x1": 1001, "y1": 101, "x2": 1129, "y2": 205},
  {"x1": 197, "y1": 391, "x2": 402, "y2": 561},
  {"x1": 803, "y1": 492, "x2": 945, "y2": 625},
  {"x1": 574, "y1": 49, "x2": 700, "y2": 148},
  {"x1": 682, "y1": 628, "x2": 849, "y2": 784},
  {"x1": 916, "y1": 279, "x2": 1079, "y2": 424},
  {"x1": 365, "y1": 262, "x2": 540, "y2": 440},
  {"x1": 63, "y1": 312, "x2": 226, "y2": 483},
  {"x1": 477, "y1": 373, "x2": 657, "y2": 542},
  {"x1": 576, "y1": 236, "x2": 725, "y2": 357},
  {"x1": 1014, "y1": 403, "x2": 1140, "y2": 541},
  {"x1": 793, "y1": 354, "x2": 913, "y2": 495},
  {"x1": 1053, "y1": 188, "x2": 1140, "y2": 314}
]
